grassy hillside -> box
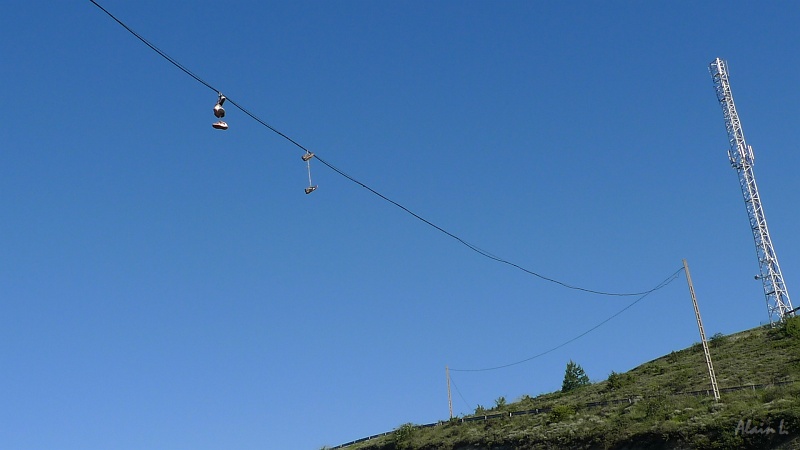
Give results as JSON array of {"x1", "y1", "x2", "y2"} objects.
[{"x1": 334, "y1": 317, "x2": 800, "y2": 450}]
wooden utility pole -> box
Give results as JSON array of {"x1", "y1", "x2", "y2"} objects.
[
  {"x1": 683, "y1": 259, "x2": 720, "y2": 401},
  {"x1": 446, "y1": 366, "x2": 453, "y2": 419}
]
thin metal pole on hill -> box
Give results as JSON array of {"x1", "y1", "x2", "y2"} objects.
[
  {"x1": 683, "y1": 259, "x2": 721, "y2": 401},
  {"x1": 446, "y1": 366, "x2": 453, "y2": 419}
]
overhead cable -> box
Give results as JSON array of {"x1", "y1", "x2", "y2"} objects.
[
  {"x1": 448, "y1": 374, "x2": 474, "y2": 412},
  {"x1": 88, "y1": 0, "x2": 674, "y2": 298},
  {"x1": 450, "y1": 266, "x2": 685, "y2": 372}
]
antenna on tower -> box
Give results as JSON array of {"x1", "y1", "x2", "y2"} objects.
[{"x1": 709, "y1": 58, "x2": 795, "y2": 324}]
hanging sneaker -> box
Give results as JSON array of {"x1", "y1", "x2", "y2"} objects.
[
  {"x1": 212, "y1": 121, "x2": 228, "y2": 130},
  {"x1": 304, "y1": 186, "x2": 317, "y2": 194},
  {"x1": 214, "y1": 104, "x2": 225, "y2": 118}
]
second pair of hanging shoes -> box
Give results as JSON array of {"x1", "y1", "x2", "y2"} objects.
[{"x1": 212, "y1": 94, "x2": 228, "y2": 130}]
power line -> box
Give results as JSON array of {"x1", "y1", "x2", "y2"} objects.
[
  {"x1": 88, "y1": 0, "x2": 216, "y2": 93},
  {"x1": 450, "y1": 266, "x2": 685, "y2": 372},
  {"x1": 88, "y1": 0, "x2": 674, "y2": 298},
  {"x1": 448, "y1": 374, "x2": 474, "y2": 412}
]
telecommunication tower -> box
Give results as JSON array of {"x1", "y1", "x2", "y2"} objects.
[{"x1": 709, "y1": 57, "x2": 795, "y2": 324}]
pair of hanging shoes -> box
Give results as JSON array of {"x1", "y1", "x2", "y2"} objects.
[
  {"x1": 209, "y1": 93, "x2": 317, "y2": 194},
  {"x1": 212, "y1": 93, "x2": 228, "y2": 130},
  {"x1": 303, "y1": 152, "x2": 317, "y2": 194}
]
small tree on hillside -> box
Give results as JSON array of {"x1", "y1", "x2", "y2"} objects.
[{"x1": 561, "y1": 359, "x2": 590, "y2": 393}]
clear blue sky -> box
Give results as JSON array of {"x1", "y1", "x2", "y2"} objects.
[{"x1": 2, "y1": 1, "x2": 799, "y2": 449}]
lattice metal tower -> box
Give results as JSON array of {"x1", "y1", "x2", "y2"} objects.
[{"x1": 709, "y1": 57, "x2": 795, "y2": 324}]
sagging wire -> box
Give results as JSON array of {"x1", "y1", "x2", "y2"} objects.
[
  {"x1": 448, "y1": 373, "x2": 475, "y2": 413},
  {"x1": 88, "y1": 0, "x2": 681, "y2": 298},
  {"x1": 449, "y1": 266, "x2": 685, "y2": 372}
]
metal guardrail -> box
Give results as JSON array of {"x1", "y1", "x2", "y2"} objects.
[{"x1": 329, "y1": 380, "x2": 796, "y2": 449}]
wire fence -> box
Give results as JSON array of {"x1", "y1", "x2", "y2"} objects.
[{"x1": 329, "y1": 379, "x2": 797, "y2": 449}]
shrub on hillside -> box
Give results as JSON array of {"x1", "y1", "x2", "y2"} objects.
[
  {"x1": 635, "y1": 394, "x2": 670, "y2": 422},
  {"x1": 768, "y1": 315, "x2": 800, "y2": 340},
  {"x1": 666, "y1": 351, "x2": 680, "y2": 364},
  {"x1": 547, "y1": 404, "x2": 575, "y2": 424},
  {"x1": 606, "y1": 371, "x2": 635, "y2": 391},
  {"x1": 392, "y1": 423, "x2": 415, "y2": 449},
  {"x1": 710, "y1": 332, "x2": 728, "y2": 348},
  {"x1": 782, "y1": 316, "x2": 800, "y2": 339}
]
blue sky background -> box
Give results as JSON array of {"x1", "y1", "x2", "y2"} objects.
[{"x1": 2, "y1": 1, "x2": 799, "y2": 449}]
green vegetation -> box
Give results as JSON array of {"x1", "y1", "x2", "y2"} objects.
[
  {"x1": 709, "y1": 331, "x2": 728, "y2": 348},
  {"x1": 391, "y1": 423, "x2": 416, "y2": 449},
  {"x1": 340, "y1": 321, "x2": 800, "y2": 449},
  {"x1": 547, "y1": 404, "x2": 576, "y2": 424},
  {"x1": 561, "y1": 360, "x2": 590, "y2": 393},
  {"x1": 606, "y1": 370, "x2": 634, "y2": 392}
]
